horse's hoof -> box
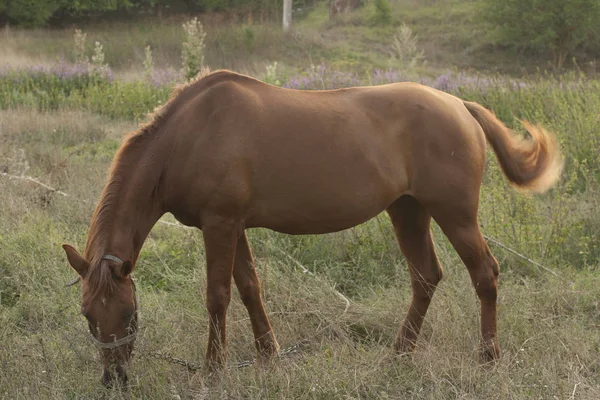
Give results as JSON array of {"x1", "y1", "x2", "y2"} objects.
[
  {"x1": 394, "y1": 336, "x2": 416, "y2": 356},
  {"x1": 479, "y1": 340, "x2": 501, "y2": 364},
  {"x1": 257, "y1": 338, "x2": 280, "y2": 359}
]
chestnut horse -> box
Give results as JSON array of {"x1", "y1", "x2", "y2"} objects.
[{"x1": 62, "y1": 69, "x2": 562, "y2": 385}]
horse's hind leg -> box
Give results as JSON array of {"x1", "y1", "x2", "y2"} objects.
[
  {"x1": 387, "y1": 195, "x2": 443, "y2": 354},
  {"x1": 233, "y1": 231, "x2": 280, "y2": 358},
  {"x1": 429, "y1": 201, "x2": 501, "y2": 362},
  {"x1": 202, "y1": 217, "x2": 239, "y2": 369}
]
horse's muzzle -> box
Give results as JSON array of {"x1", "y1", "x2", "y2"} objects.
[{"x1": 101, "y1": 364, "x2": 128, "y2": 388}]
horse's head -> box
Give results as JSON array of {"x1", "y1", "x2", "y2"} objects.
[{"x1": 62, "y1": 244, "x2": 138, "y2": 388}]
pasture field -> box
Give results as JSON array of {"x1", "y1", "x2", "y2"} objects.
[{"x1": 1, "y1": 8, "x2": 600, "y2": 399}]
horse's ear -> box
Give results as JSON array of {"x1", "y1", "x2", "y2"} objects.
[
  {"x1": 62, "y1": 244, "x2": 89, "y2": 277},
  {"x1": 120, "y1": 260, "x2": 133, "y2": 278}
]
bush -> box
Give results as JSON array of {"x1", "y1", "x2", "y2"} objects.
[
  {"x1": 389, "y1": 23, "x2": 426, "y2": 70},
  {"x1": 4, "y1": 0, "x2": 60, "y2": 27},
  {"x1": 0, "y1": 0, "x2": 281, "y2": 27},
  {"x1": 371, "y1": 0, "x2": 392, "y2": 25},
  {"x1": 481, "y1": 0, "x2": 600, "y2": 68},
  {"x1": 181, "y1": 17, "x2": 207, "y2": 81},
  {"x1": 2, "y1": 0, "x2": 131, "y2": 27}
]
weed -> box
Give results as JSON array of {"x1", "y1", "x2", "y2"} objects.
[
  {"x1": 372, "y1": 0, "x2": 393, "y2": 25},
  {"x1": 389, "y1": 23, "x2": 426, "y2": 70},
  {"x1": 181, "y1": 17, "x2": 207, "y2": 81},
  {"x1": 143, "y1": 45, "x2": 154, "y2": 82},
  {"x1": 264, "y1": 61, "x2": 282, "y2": 86},
  {"x1": 73, "y1": 29, "x2": 88, "y2": 64}
]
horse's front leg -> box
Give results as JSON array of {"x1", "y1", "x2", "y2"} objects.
[
  {"x1": 233, "y1": 230, "x2": 279, "y2": 358},
  {"x1": 202, "y1": 217, "x2": 240, "y2": 370}
]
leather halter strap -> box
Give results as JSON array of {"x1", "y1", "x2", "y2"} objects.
[
  {"x1": 89, "y1": 330, "x2": 137, "y2": 349},
  {"x1": 65, "y1": 254, "x2": 125, "y2": 287},
  {"x1": 101, "y1": 254, "x2": 123, "y2": 264},
  {"x1": 88, "y1": 254, "x2": 138, "y2": 350}
]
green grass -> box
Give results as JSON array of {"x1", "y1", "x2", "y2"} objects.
[
  {"x1": 3, "y1": 0, "x2": 594, "y2": 80},
  {"x1": 1, "y1": 70, "x2": 600, "y2": 397},
  {"x1": 1, "y1": 176, "x2": 599, "y2": 398},
  {"x1": 1, "y1": 2, "x2": 600, "y2": 397}
]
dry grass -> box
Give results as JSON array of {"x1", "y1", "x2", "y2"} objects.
[
  {"x1": 0, "y1": 108, "x2": 137, "y2": 141},
  {"x1": 1, "y1": 105, "x2": 599, "y2": 399},
  {"x1": 0, "y1": 46, "x2": 47, "y2": 69},
  {"x1": 2, "y1": 4, "x2": 600, "y2": 397},
  {"x1": 0, "y1": 17, "x2": 330, "y2": 77}
]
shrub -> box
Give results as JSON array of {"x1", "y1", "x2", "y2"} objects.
[
  {"x1": 143, "y1": 45, "x2": 154, "y2": 82},
  {"x1": 481, "y1": 0, "x2": 600, "y2": 68},
  {"x1": 389, "y1": 23, "x2": 425, "y2": 70},
  {"x1": 90, "y1": 41, "x2": 109, "y2": 77},
  {"x1": 73, "y1": 29, "x2": 88, "y2": 64},
  {"x1": 2, "y1": 0, "x2": 131, "y2": 27},
  {"x1": 4, "y1": 0, "x2": 61, "y2": 28},
  {"x1": 181, "y1": 17, "x2": 207, "y2": 81},
  {"x1": 264, "y1": 61, "x2": 282, "y2": 86},
  {"x1": 371, "y1": 0, "x2": 392, "y2": 25}
]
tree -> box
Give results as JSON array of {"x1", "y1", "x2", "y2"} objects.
[
  {"x1": 2, "y1": 0, "x2": 131, "y2": 27},
  {"x1": 4, "y1": 0, "x2": 62, "y2": 27},
  {"x1": 481, "y1": 0, "x2": 600, "y2": 68}
]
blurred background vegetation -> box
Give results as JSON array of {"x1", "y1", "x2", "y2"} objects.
[{"x1": 2, "y1": 0, "x2": 600, "y2": 72}]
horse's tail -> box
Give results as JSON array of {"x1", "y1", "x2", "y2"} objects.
[{"x1": 463, "y1": 100, "x2": 563, "y2": 193}]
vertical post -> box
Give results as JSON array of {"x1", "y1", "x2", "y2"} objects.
[{"x1": 283, "y1": 0, "x2": 292, "y2": 32}]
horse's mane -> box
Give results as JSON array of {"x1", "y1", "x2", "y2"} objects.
[{"x1": 82, "y1": 67, "x2": 242, "y2": 300}]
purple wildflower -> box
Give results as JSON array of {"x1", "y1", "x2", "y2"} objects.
[
  {"x1": 149, "y1": 68, "x2": 182, "y2": 88},
  {"x1": 372, "y1": 68, "x2": 404, "y2": 85},
  {"x1": 282, "y1": 64, "x2": 360, "y2": 90}
]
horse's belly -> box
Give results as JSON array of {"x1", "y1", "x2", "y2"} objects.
[
  {"x1": 246, "y1": 183, "x2": 403, "y2": 234},
  {"x1": 248, "y1": 213, "x2": 378, "y2": 235}
]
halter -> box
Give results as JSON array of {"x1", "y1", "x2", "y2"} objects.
[{"x1": 87, "y1": 254, "x2": 139, "y2": 350}]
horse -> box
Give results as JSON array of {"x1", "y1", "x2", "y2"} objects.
[{"x1": 62, "y1": 69, "x2": 562, "y2": 386}]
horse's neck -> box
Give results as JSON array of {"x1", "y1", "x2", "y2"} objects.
[{"x1": 85, "y1": 141, "x2": 164, "y2": 264}]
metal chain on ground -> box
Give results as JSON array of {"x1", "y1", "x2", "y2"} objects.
[
  {"x1": 144, "y1": 350, "x2": 203, "y2": 372},
  {"x1": 140, "y1": 340, "x2": 309, "y2": 372}
]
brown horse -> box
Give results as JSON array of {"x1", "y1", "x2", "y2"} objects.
[{"x1": 62, "y1": 69, "x2": 562, "y2": 386}]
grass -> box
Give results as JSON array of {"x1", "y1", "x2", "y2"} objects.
[
  {"x1": 1, "y1": 173, "x2": 600, "y2": 398},
  {"x1": 1, "y1": 73, "x2": 599, "y2": 398},
  {"x1": 3, "y1": 0, "x2": 594, "y2": 79},
  {"x1": 0, "y1": 15, "x2": 331, "y2": 77},
  {"x1": 1, "y1": 2, "x2": 600, "y2": 398}
]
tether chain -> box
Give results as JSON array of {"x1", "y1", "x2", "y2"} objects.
[
  {"x1": 142, "y1": 340, "x2": 309, "y2": 372},
  {"x1": 145, "y1": 350, "x2": 203, "y2": 372}
]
